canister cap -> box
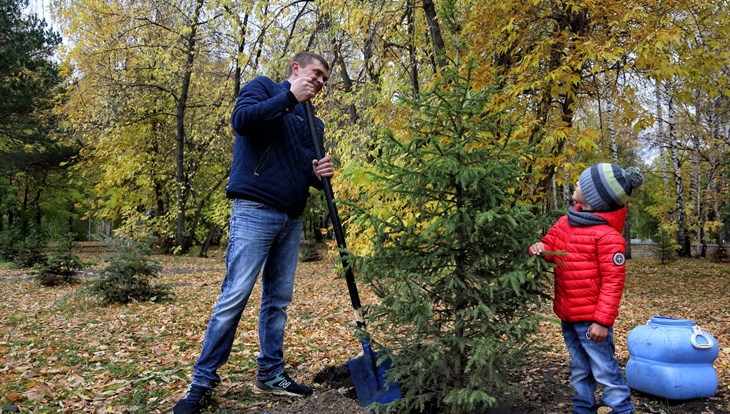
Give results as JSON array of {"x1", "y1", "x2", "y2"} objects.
[{"x1": 648, "y1": 316, "x2": 696, "y2": 326}]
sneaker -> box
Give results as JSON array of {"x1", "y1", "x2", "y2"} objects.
[
  {"x1": 173, "y1": 384, "x2": 214, "y2": 414},
  {"x1": 252, "y1": 372, "x2": 313, "y2": 397}
]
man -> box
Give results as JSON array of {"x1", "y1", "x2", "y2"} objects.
[{"x1": 174, "y1": 51, "x2": 333, "y2": 414}]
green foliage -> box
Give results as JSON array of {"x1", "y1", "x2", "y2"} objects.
[
  {"x1": 0, "y1": 229, "x2": 19, "y2": 264},
  {"x1": 0, "y1": 0, "x2": 61, "y2": 144},
  {"x1": 654, "y1": 224, "x2": 679, "y2": 265},
  {"x1": 351, "y1": 63, "x2": 553, "y2": 414},
  {"x1": 89, "y1": 236, "x2": 171, "y2": 305},
  {"x1": 33, "y1": 234, "x2": 86, "y2": 286},
  {"x1": 0, "y1": 0, "x2": 81, "y2": 243},
  {"x1": 0, "y1": 228, "x2": 47, "y2": 268}
]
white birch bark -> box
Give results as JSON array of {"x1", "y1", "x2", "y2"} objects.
[
  {"x1": 656, "y1": 82, "x2": 670, "y2": 189},
  {"x1": 606, "y1": 85, "x2": 619, "y2": 164},
  {"x1": 691, "y1": 103, "x2": 702, "y2": 257},
  {"x1": 563, "y1": 172, "x2": 571, "y2": 209},
  {"x1": 667, "y1": 87, "x2": 688, "y2": 255}
]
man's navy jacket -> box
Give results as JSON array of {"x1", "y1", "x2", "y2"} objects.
[{"x1": 226, "y1": 76, "x2": 324, "y2": 217}]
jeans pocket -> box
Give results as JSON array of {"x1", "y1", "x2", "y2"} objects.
[{"x1": 233, "y1": 198, "x2": 268, "y2": 210}]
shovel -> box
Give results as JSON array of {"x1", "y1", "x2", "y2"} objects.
[{"x1": 304, "y1": 101, "x2": 401, "y2": 407}]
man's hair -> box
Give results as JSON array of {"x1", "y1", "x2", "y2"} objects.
[{"x1": 288, "y1": 51, "x2": 329, "y2": 76}]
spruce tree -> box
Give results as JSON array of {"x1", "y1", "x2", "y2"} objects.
[
  {"x1": 353, "y1": 62, "x2": 552, "y2": 413},
  {"x1": 90, "y1": 236, "x2": 171, "y2": 304},
  {"x1": 34, "y1": 234, "x2": 86, "y2": 286},
  {"x1": 654, "y1": 224, "x2": 679, "y2": 264}
]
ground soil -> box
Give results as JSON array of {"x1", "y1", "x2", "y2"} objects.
[
  {"x1": 259, "y1": 359, "x2": 729, "y2": 414},
  {"x1": 264, "y1": 390, "x2": 369, "y2": 414}
]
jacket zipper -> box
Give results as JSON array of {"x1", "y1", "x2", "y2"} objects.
[{"x1": 254, "y1": 146, "x2": 271, "y2": 176}]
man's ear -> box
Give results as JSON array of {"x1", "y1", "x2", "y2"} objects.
[{"x1": 290, "y1": 61, "x2": 300, "y2": 76}]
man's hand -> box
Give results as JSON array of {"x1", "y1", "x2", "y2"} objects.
[
  {"x1": 528, "y1": 242, "x2": 545, "y2": 256},
  {"x1": 290, "y1": 76, "x2": 318, "y2": 102},
  {"x1": 312, "y1": 156, "x2": 334, "y2": 181}
]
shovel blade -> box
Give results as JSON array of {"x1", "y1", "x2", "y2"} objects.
[{"x1": 348, "y1": 347, "x2": 401, "y2": 408}]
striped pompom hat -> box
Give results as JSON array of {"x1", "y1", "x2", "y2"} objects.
[{"x1": 579, "y1": 163, "x2": 644, "y2": 211}]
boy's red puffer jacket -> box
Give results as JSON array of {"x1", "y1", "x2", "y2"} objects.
[{"x1": 540, "y1": 205, "x2": 628, "y2": 327}]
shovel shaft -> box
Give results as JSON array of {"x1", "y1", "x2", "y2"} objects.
[
  {"x1": 305, "y1": 107, "x2": 402, "y2": 407},
  {"x1": 304, "y1": 101, "x2": 364, "y2": 326}
]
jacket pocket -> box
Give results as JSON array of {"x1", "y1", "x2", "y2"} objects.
[{"x1": 254, "y1": 145, "x2": 271, "y2": 176}]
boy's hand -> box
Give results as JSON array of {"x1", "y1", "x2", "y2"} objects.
[
  {"x1": 528, "y1": 242, "x2": 545, "y2": 256},
  {"x1": 587, "y1": 323, "x2": 609, "y2": 342}
]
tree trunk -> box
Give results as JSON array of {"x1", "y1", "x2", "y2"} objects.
[
  {"x1": 709, "y1": 97, "x2": 722, "y2": 225},
  {"x1": 199, "y1": 223, "x2": 219, "y2": 258},
  {"x1": 562, "y1": 172, "x2": 571, "y2": 209},
  {"x1": 422, "y1": 0, "x2": 447, "y2": 70},
  {"x1": 606, "y1": 83, "x2": 619, "y2": 164},
  {"x1": 605, "y1": 79, "x2": 633, "y2": 257},
  {"x1": 667, "y1": 89, "x2": 688, "y2": 256},
  {"x1": 252, "y1": 2, "x2": 269, "y2": 74},
  {"x1": 691, "y1": 132, "x2": 701, "y2": 258},
  {"x1": 175, "y1": 0, "x2": 205, "y2": 254},
  {"x1": 184, "y1": 169, "x2": 229, "y2": 252},
  {"x1": 234, "y1": 12, "x2": 249, "y2": 97},
  {"x1": 283, "y1": 6, "x2": 308, "y2": 64},
  {"x1": 332, "y1": 38, "x2": 358, "y2": 124},
  {"x1": 363, "y1": 25, "x2": 380, "y2": 84},
  {"x1": 408, "y1": 0, "x2": 420, "y2": 98},
  {"x1": 656, "y1": 81, "x2": 671, "y2": 207}
]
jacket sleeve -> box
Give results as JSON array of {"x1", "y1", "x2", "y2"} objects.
[
  {"x1": 592, "y1": 232, "x2": 627, "y2": 326},
  {"x1": 539, "y1": 218, "x2": 564, "y2": 263},
  {"x1": 230, "y1": 77, "x2": 297, "y2": 136}
]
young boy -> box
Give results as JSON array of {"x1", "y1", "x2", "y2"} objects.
[{"x1": 528, "y1": 163, "x2": 643, "y2": 414}]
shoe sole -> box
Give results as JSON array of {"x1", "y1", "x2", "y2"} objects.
[{"x1": 251, "y1": 383, "x2": 309, "y2": 398}]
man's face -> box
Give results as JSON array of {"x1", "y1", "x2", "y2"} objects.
[{"x1": 291, "y1": 60, "x2": 329, "y2": 94}]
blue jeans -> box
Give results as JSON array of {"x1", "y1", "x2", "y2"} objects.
[
  {"x1": 191, "y1": 199, "x2": 303, "y2": 389},
  {"x1": 561, "y1": 321, "x2": 634, "y2": 414}
]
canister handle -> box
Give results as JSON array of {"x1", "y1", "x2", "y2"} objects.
[{"x1": 691, "y1": 325, "x2": 714, "y2": 350}]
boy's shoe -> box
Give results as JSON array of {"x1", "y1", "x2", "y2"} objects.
[
  {"x1": 252, "y1": 372, "x2": 313, "y2": 397},
  {"x1": 173, "y1": 384, "x2": 214, "y2": 414}
]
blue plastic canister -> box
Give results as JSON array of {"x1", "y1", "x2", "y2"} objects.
[{"x1": 626, "y1": 316, "x2": 719, "y2": 400}]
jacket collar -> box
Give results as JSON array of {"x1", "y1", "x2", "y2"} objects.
[{"x1": 572, "y1": 204, "x2": 627, "y2": 233}]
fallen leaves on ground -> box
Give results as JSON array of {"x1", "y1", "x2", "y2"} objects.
[{"x1": 0, "y1": 248, "x2": 727, "y2": 413}]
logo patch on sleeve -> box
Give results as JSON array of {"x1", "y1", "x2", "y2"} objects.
[{"x1": 613, "y1": 252, "x2": 626, "y2": 266}]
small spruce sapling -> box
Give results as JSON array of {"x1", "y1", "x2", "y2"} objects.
[{"x1": 90, "y1": 236, "x2": 171, "y2": 304}]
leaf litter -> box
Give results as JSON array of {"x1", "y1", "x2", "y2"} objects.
[{"x1": 0, "y1": 249, "x2": 727, "y2": 413}]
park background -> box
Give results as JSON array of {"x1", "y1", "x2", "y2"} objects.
[{"x1": 1, "y1": 0, "x2": 729, "y2": 412}]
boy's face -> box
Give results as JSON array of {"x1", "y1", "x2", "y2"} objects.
[{"x1": 573, "y1": 181, "x2": 593, "y2": 211}]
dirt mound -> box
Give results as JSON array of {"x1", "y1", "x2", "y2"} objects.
[{"x1": 264, "y1": 390, "x2": 368, "y2": 414}]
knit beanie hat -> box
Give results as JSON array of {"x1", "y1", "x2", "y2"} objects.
[{"x1": 578, "y1": 163, "x2": 644, "y2": 211}]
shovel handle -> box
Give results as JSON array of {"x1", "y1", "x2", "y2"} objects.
[{"x1": 304, "y1": 101, "x2": 365, "y2": 327}]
